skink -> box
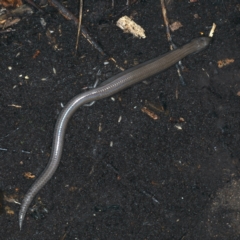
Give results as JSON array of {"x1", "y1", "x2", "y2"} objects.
[{"x1": 19, "y1": 37, "x2": 211, "y2": 229}]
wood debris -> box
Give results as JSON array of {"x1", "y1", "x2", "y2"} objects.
[
  {"x1": 4, "y1": 194, "x2": 20, "y2": 204},
  {"x1": 116, "y1": 16, "x2": 146, "y2": 39},
  {"x1": 169, "y1": 21, "x2": 183, "y2": 31},
  {"x1": 141, "y1": 107, "x2": 159, "y2": 120},
  {"x1": 8, "y1": 104, "x2": 22, "y2": 108},
  {"x1": 23, "y1": 172, "x2": 35, "y2": 179},
  {"x1": 209, "y1": 23, "x2": 216, "y2": 38},
  {"x1": 32, "y1": 50, "x2": 40, "y2": 59},
  {"x1": 5, "y1": 206, "x2": 14, "y2": 215},
  {"x1": 0, "y1": 0, "x2": 22, "y2": 8},
  {"x1": 0, "y1": 4, "x2": 33, "y2": 29},
  {"x1": 217, "y1": 58, "x2": 234, "y2": 68}
]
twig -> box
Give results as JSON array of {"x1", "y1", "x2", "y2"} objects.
[
  {"x1": 160, "y1": 0, "x2": 186, "y2": 86},
  {"x1": 24, "y1": 0, "x2": 42, "y2": 11},
  {"x1": 209, "y1": 23, "x2": 216, "y2": 38},
  {"x1": 48, "y1": 0, "x2": 106, "y2": 55},
  {"x1": 75, "y1": 0, "x2": 83, "y2": 54}
]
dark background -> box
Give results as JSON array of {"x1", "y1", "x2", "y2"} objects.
[{"x1": 1, "y1": 0, "x2": 240, "y2": 239}]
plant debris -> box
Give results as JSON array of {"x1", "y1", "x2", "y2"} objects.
[{"x1": 116, "y1": 15, "x2": 146, "y2": 39}]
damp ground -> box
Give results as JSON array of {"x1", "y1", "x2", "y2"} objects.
[{"x1": 0, "y1": 1, "x2": 240, "y2": 239}]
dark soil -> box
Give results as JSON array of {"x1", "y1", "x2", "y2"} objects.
[{"x1": 1, "y1": 0, "x2": 240, "y2": 239}]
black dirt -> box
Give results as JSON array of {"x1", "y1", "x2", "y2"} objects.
[{"x1": 1, "y1": 0, "x2": 240, "y2": 239}]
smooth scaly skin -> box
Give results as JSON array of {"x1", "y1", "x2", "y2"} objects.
[{"x1": 19, "y1": 37, "x2": 211, "y2": 229}]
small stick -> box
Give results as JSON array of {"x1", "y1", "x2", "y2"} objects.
[
  {"x1": 48, "y1": 0, "x2": 106, "y2": 55},
  {"x1": 75, "y1": 0, "x2": 83, "y2": 54},
  {"x1": 24, "y1": 0, "x2": 43, "y2": 11},
  {"x1": 160, "y1": 0, "x2": 172, "y2": 47},
  {"x1": 160, "y1": 0, "x2": 186, "y2": 86},
  {"x1": 209, "y1": 23, "x2": 216, "y2": 38}
]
